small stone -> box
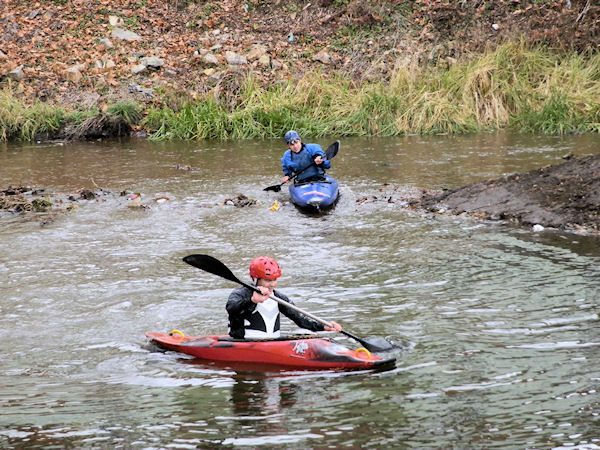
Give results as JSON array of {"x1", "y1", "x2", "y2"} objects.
[
  {"x1": 64, "y1": 67, "x2": 82, "y2": 82},
  {"x1": 131, "y1": 64, "x2": 147, "y2": 74},
  {"x1": 202, "y1": 53, "x2": 219, "y2": 65},
  {"x1": 225, "y1": 51, "x2": 247, "y2": 66},
  {"x1": 109, "y1": 15, "x2": 124, "y2": 26},
  {"x1": 111, "y1": 27, "x2": 142, "y2": 41},
  {"x1": 7, "y1": 66, "x2": 25, "y2": 81},
  {"x1": 99, "y1": 38, "x2": 114, "y2": 49},
  {"x1": 140, "y1": 57, "x2": 164, "y2": 68},
  {"x1": 258, "y1": 54, "x2": 270, "y2": 67},
  {"x1": 313, "y1": 50, "x2": 332, "y2": 64},
  {"x1": 246, "y1": 44, "x2": 267, "y2": 61},
  {"x1": 95, "y1": 59, "x2": 116, "y2": 71}
]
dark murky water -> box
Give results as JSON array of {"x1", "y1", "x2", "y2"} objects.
[{"x1": 1, "y1": 134, "x2": 599, "y2": 448}]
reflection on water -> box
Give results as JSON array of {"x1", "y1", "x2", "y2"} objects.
[{"x1": 1, "y1": 134, "x2": 599, "y2": 448}]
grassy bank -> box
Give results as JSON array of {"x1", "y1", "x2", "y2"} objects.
[{"x1": 2, "y1": 43, "x2": 599, "y2": 142}]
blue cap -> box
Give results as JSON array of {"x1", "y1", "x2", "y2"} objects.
[{"x1": 284, "y1": 130, "x2": 300, "y2": 144}]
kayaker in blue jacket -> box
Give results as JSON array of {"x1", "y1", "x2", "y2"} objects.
[
  {"x1": 281, "y1": 130, "x2": 331, "y2": 184},
  {"x1": 226, "y1": 256, "x2": 342, "y2": 339}
]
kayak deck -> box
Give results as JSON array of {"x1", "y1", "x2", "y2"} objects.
[
  {"x1": 146, "y1": 331, "x2": 395, "y2": 370},
  {"x1": 289, "y1": 175, "x2": 339, "y2": 211}
]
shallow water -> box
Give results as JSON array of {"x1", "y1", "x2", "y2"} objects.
[{"x1": 1, "y1": 134, "x2": 599, "y2": 448}]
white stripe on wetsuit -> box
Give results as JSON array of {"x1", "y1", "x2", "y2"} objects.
[{"x1": 244, "y1": 299, "x2": 281, "y2": 338}]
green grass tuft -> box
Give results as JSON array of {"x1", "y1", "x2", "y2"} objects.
[
  {"x1": 107, "y1": 100, "x2": 143, "y2": 125},
  {"x1": 0, "y1": 87, "x2": 65, "y2": 141}
]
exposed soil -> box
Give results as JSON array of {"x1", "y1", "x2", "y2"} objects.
[{"x1": 409, "y1": 153, "x2": 600, "y2": 234}]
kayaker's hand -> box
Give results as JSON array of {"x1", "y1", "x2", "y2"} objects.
[
  {"x1": 324, "y1": 321, "x2": 343, "y2": 332},
  {"x1": 313, "y1": 155, "x2": 324, "y2": 165},
  {"x1": 282, "y1": 175, "x2": 290, "y2": 184},
  {"x1": 251, "y1": 286, "x2": 270, "y2": 303}
]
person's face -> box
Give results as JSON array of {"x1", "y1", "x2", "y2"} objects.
[
  {"x1": 257, "y1": 278, "x2": 277, "y2": 293},
  {"x1": 287, "y1": 138, "x2": 301, "y2": 152}
]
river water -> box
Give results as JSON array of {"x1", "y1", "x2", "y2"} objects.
[{"x1": 1, "y1": 134, "x2": 599, "y2": 448}]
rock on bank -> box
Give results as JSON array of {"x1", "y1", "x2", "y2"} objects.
[{"x1": 413, "y1": 153, "x2": 600, "y2": 233}]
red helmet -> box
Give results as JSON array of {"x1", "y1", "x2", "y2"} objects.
[{"x1": 249, "y1": 256, "x2": 281, "y2": 280}]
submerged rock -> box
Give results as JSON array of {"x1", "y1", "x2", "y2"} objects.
[
  {"x1": 79, "y1": 189, "x2": 96, "y2": 200},
  {"x1": 1, "y1": 186, "x2": 104, "y2": 225},
  {"x1": 219, "y1": 194, "x2": 257, "y2": 207},
  {"x1": 31, "y1": 197, "x2": 53, "y2": 212}
]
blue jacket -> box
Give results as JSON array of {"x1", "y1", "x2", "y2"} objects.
[{"x1": 281, "y1": 143, "x2": 331, "y2": 182}]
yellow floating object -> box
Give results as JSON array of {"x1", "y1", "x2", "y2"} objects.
[
  {"x1": 269, "y1": 200, "x2": 280, "y2": 211},
  {"x1": 169, "y1": 329, "x2": 185, "y2": 337},
  {"x1": 355, "y1": 347, "x2": 372, "y2": 358}
]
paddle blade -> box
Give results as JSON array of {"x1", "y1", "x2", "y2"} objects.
[
  {"x1": 342, "y1": 330, "x2": 395, "y2": 352},
  {"x1": 263, "y1": 183, "x2": 283, "y2": 192},
  {"x1": 324, "y1": 141, "x2": 339, "y2": 160},
  {"x1": 183, "y1": 254, "x2": 242, "y2": 286},
  {"x1": 359, "y1": 336, "x2": 396, "y2": 353}
]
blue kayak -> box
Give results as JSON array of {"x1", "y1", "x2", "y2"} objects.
[{"x1": 289, "y1": 175, "x2": 339, "y2": 211}]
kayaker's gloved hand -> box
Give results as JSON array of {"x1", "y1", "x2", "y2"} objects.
[
  {"x1": 324, "y1": 320, "x2": 343, "y2": 332},
  {"x1": 251, "y1": 285, "x2": 271, "y2": 304}
]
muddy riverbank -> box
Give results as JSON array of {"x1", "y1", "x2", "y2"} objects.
[{"x1": 410, "y1": 153, "x2": 600, "y2": 234}]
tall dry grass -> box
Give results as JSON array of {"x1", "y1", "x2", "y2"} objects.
[{"x1": 2, "y1": 43, "x2": 599, "y2": 141}]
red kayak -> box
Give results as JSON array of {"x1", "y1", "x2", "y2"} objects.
[{"x1": 146, "y1": 331, "x2": 396, "y2": 370}]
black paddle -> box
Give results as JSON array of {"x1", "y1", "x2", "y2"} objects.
[
  {"x1": 263, "y1": 141, "x2": 340, "y2": 192},
  {"x1": 182, "y1": 254, "x2": 395, "y2": 353}
]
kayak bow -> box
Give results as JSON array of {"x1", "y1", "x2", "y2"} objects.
[{"x1": 289, "y1": 175, "x2": 339, "y2": 211}]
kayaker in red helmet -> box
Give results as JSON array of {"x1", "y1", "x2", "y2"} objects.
[
  {"x1": 226, "y1": 256, "x2": 342, "y2": 339},
  {"x1": 281, "y1": 130, "x2": 331, "y2": 184}
]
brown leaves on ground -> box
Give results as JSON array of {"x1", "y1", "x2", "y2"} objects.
[
  {"x1": 0, "y1": 0, "x2": 598, "y2": 108},
  {"x1": 415, "y1": 0, "x2": 599, "y2": 53}
]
